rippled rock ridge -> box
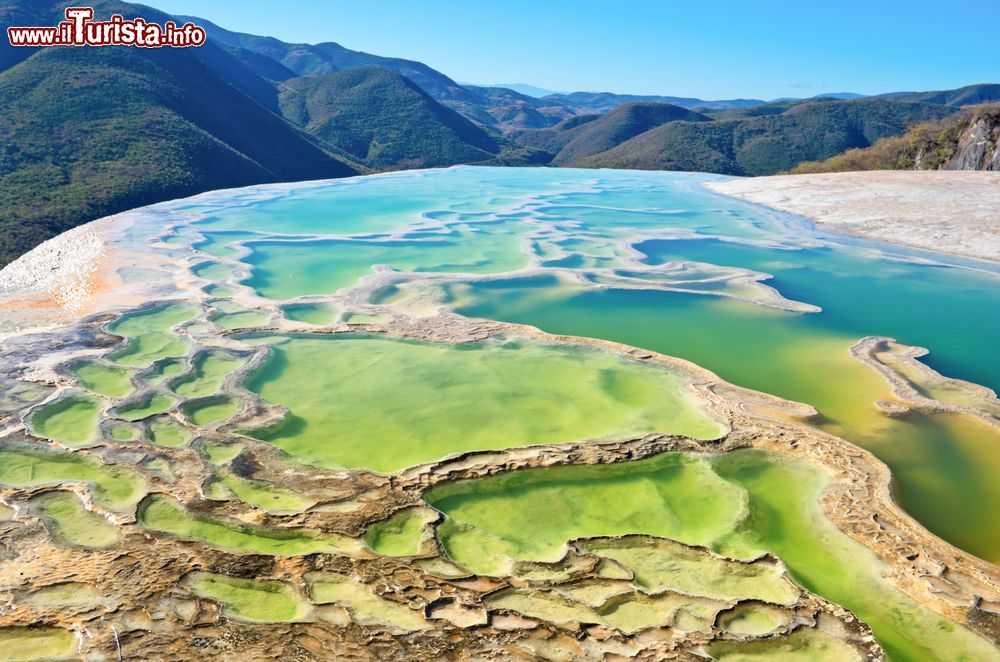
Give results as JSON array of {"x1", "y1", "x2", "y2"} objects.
[{"x1": 0, "y1": 167, "x2": 999, "y2": 661}]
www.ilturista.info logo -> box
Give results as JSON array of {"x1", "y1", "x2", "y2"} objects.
[{"x1": 7, "y1": 7, "x2": 205, "y2": 48}]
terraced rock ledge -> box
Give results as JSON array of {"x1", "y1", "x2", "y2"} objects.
[{"x1": 0, "y1": 169, "x2": 998, "y2": 661}]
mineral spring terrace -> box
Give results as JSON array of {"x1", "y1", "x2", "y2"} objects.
[{"x1": 0, "y1": 167, "x2": 998, "y2": 661}]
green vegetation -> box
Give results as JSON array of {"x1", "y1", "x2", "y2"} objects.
[
  {"x1": 185, "y1": 572, "x2": 310, "y2": 622},
  {"x1": 138, "y1": 494, "x2": 363, "y2": 556},
  {"x1": 278, "y1": 67, "x2": 502, "y2": 170},
  {"x1": 0, "y1": 0, "x2": 356, "y2": 268},
  {"x1": 547, "y1": 102, "x2": 711, "y2": 165},
  {"x1": 792, "y1": 102, "x2": 1000, "y2": 173},
  {"x1": 0, "y1": 448, "x2": 146, "y2": 511},
  {"x1": 570, "y1": 99, "x2": 953, "y2": 175},
  {"x1": 27, "y1": 394, "x2": 102, "y2": 446}
]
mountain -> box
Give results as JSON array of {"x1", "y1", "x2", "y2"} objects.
[
  {"x1": 875, "y1": 84, "x2": 1000, "y2": 107},
  {"x1": 180, "y1": 16, "x2": 478, "y2": 103},
  {"x1": 512, "y1": 102, "x2": 711, "y2": 166},
  {"x1": 277, "y1": 67, "x2": 510, "y2": 169},
  {"x1": 486, "y1": 83, "x2": 559, "y2": 98},
  {"x1": 543, "y1": 91, "x2": 767, "y2": 114},
  {"x1": 0, "y1": 0, "x2": 358, "y2": 267},
  {"x1": 792, "y1": 103, "x2": 1000, "y2": 173},
  {"x1": 453, "y1": 86, "x2": 576, "y2": 130},
  {"x1": 574, "y1": 99, "x2": 953, "y2": 175}
]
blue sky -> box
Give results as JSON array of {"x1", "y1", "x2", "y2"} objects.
[{"x1": 151, "y1": 0, "x2": 999, "y2": 99}]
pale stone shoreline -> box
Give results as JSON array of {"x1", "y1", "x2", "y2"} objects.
[{"x1": 707, "y1": 170, "x2": 1000, "y2": 264}]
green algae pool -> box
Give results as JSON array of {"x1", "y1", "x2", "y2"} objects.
[
  {"x1": 426, "y1": 449, "x2": 998, "y2": 662},
  {"x1": 138, "y1": 494, "x2": 363, "y2": 556},
  {"x1": 107, "y1": 302, "x2": 198, "y2": 367},
  {"x1": 241, "y1": 221, "x2": 529, "y2": 300},
  {"x1": 68, "y1": 360, "x2": 134, "y2": 398},
  {"x1": 240, "y1": 333, "x2": 723, "y2": 472},
  {"x1": 27, "y1": 394, "x2": 102, "y2": 446},
  {"x1": 449, "y1": 267, "x2": 1000, "y2": 563},
  {"x1": 35, "y1": 491, "x2": 121, "y2": 549},
  {"x1": 185, "y1": 572, "x2": 310, "y2": 622},
  {"x1": 0, "y1": 627, "x2": 77, "y2": 662},
  {"x1": 170, "y1": 350, "x2": 245, "y2": 398},
  {"x1": 0, "y1": 448, "x2": 146, "y2": 511}
]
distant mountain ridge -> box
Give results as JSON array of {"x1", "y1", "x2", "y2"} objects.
[{"x1": 567, "y1": 98, "x2": 954, "y2": 175}]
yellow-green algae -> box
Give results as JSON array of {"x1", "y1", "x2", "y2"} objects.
[
  {"x1": 306, "y1": 572, "x2": 428, "y2": 631},
  {"x1": 181, "y1": 395, "x2": 240, "y2": 426},
  {"x1": 143, "y1": 358, "x2": 185, "y2": 385},
  {"x1": 716, "y1": 602, "x2": 789, "y2": 635},
  {"x1": 67, "y1": 359, "x2": 134, "y2": 397},
  {"x1": 107, "y1": 302, "x2": 198, "y2": 367},
  {"x1": 147, "y1": 417, "x2": 192, "y2": 448},
  {"x1": 487, "y1": 585, "x2": 722, "y2": 634},
  {"x1": 281, "y1": 302, "x2": 339, "y2": 325},
  {"x1": 111, "y1": 393, "x2": 176, "y2": 421},
  {"x1": 138, "y1": 495, "x2": 363, "y2": 556},
  {"x1": 241, "y1": 333, "x2": 722, "y2": 472},
  {"x1": 431, "y1": 453, "x2": 747, "y2": 577},
  {"x1": 185, "y1": 572, "x2": 310, "y2": 622},
  {"x1": 202, "y1": 441, "x2": 244, "y2": 465},
  {"x1": 207, "y1": 471, "x2": 315, "y2": 514},
  {"x1": 23, "y1": 582, "x2": 103, "y2": 607},
  {"x1": 34, "y1": 491, "x2": 121, "y2": 549},
  {"x1": 171, "y1": 350, "x2": 245, "y2": 398},
  {"x1": 426, "y1": 450, "x2": 998, "y2": 662},
  {"x1": 107, "y1": 424, "x2": 138, "y2": 441},
  {"x1": 0, "y1": 448, "x2": 146, "y2": 511},
  {"x1": 576, "y1": 536, "x2": 799, "y2": 605},
  {"x1": 709, "y1": 625, "x2": 863, "y2": 662},
  {"x1": 27, "y1": 394, "x2": 102, "y2": 446},
  {"x1": 364, "y1": 507, "x2": 437, "y2": 556},
  {"x1": 0, "y1": 627, "x2": 77, "y2": 662}
]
